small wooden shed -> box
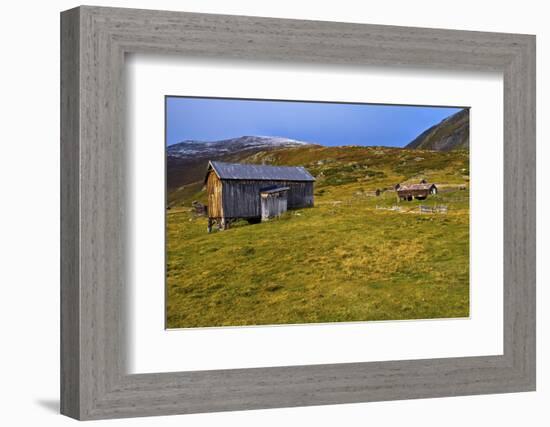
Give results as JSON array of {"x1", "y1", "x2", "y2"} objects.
[
  {"x1": 260, "y1": 186, "x2": 290, "y2": 221},
  {"x1": 205, "y1": 161, "x2": 315, "y2": 231}
]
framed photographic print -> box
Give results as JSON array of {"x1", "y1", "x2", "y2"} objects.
[
  {"x1": 61, "y1": 6, "x2": 536, "y2": 420},
  {"x1": 164, "y1": 97, "x2": 470, "y2": 329}
]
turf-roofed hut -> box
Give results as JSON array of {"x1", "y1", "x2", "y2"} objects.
[
  {"x1": 396, "y1": 181, "x2": 438, "y2": 201},
  {"x1": 205, "y1": 161, "x2": 315, "y2": 231}
]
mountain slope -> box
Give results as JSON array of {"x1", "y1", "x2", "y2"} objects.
[{"x1": 405, "y1": 108, "x2": 469, "y2": 151}]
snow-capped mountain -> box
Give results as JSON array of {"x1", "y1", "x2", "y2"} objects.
[{"x1": 167, "y1": 135, "x2": 312, "y2": 159}]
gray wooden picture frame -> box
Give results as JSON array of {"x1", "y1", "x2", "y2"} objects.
[{"x1": 60, "y1": 5, "x2": 536, "y2": 420}]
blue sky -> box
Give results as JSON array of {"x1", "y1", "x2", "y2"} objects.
[{"x1": 166, "y1": 96, "x2": 465, "y2": 148}]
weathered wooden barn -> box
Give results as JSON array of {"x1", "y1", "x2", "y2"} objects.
[
  {"x1": 205, "y1": 161, "x2": 315, "y2": 231},
  {"x1": 396, "y1": 181, "x2": 438, "y2": 201}
]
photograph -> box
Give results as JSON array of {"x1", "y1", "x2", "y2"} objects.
[{"x1": 165, "y1": 96, "x2": 470, "y2": 328}]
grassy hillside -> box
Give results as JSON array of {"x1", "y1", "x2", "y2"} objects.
[
  {"x1": 169, "y1": 144, "x2": 469, "y2": 207},
  {"x1": 166, "y1": 145, "x2": 469, "y2": 328}
]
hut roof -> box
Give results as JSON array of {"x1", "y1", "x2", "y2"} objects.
[
  {"x1": 207, "y1": 161, "x2": 315, "y2": 182},
  {"x1": 397, "y1": 183, "x2": 437, "y2": 191}
]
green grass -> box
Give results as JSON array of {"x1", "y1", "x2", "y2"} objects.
[{"x1": 166, "y1": 146, "x2": 469, "y2": 328}]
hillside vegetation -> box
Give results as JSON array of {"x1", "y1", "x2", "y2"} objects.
[{"x1": 166, "y1": 145, "x2": 470, "y2": 328}]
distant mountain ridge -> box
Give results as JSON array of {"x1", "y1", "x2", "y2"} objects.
[
  {"x1": 167, "y1": 135, "x2": 312, "y2": 159},
  {"x1": 405, "y1": 109, "x2": 469, "y2": 151}
]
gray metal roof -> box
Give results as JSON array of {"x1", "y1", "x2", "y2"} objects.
[{"x1": 208, "y1": 161, "x2": 315, "y2": 182}]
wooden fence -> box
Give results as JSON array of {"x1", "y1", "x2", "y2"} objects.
[{"x1": 419, "y1": 205, "x2": 448, "y2": 214}]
